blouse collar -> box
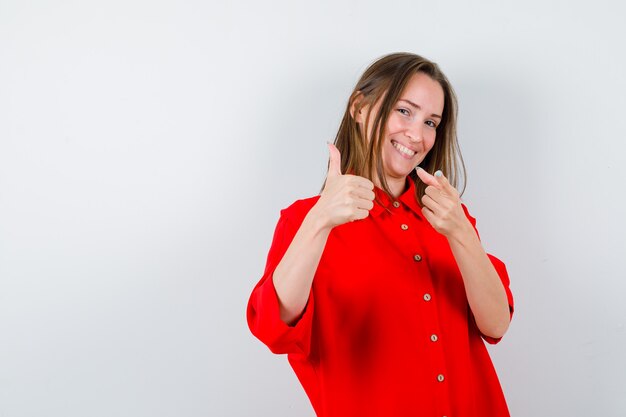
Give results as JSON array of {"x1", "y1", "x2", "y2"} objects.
[{"x1": 370, "y1": 177, "x2": 423, "y2": 218}]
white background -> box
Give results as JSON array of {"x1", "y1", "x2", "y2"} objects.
[{"x1": 1, "y1": 1, "x2": 625, "y2": 416}]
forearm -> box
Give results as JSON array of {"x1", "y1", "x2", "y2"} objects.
[
  {"x1": 272, "y1": 208, "x2": 332, "y2": 326},
  {"x1": 447, "y1": 223, "x2": 511, "y2": 339}
]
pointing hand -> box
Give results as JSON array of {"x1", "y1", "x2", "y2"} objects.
[{"x1": 415, "y1": 167, "x2": 471, "y2": 238}]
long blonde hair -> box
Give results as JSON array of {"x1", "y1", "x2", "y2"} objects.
[{"x1": 322, "y1": 52, "x2": 466, "y2": 205}]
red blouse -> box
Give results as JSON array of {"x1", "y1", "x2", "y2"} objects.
[{"x1": 247, "y1": 179, "x2": 514, "y2": 417}]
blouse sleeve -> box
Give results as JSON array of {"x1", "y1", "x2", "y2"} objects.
[
  {"x1": 246, "y1": 208, "x2": 315, "y2": 356},
  {"x1": 461, "y1": 204, "x2": 514, "y2": 345}
]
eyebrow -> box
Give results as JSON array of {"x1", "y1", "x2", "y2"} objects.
[{"x1": 399, "y1": 99, "x2": 442, "y2": 119}]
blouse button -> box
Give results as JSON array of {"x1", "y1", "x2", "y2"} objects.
[
  {"x1": 401, "y1": 224, "x2": 409, "y2": 230},
  {"x1": 393, "y1": 201, "x2": 400, "y2": 208},
  {"x1": 423, "y1": 293, "x2": 432, "y2": 301},
  {"x1": 430, "y1": 334, "x2": 438, "y2": 342},
  {"x1": 413, "y1": 254, "x2": 422, "y2": 262},
  {"x1": 437, "y1": 374, "x2": 445, "y2": 382}
]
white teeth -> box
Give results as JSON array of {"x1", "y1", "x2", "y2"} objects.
[{"x1": 392, "y1": 141, "x2": 415, "y2": 156}]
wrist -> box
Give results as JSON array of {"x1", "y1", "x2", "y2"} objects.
[
  {"x1": 446, "y1": 220, "x2": 478, "y2": 247},
  {"x1": 304, "y1": 205, "x2": 334, "y2": 235}
]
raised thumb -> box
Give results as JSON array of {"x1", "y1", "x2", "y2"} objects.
[{"x1": 327, "y1": 143, "x2": 343, "y2": 177}]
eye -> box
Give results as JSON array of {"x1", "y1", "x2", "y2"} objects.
[
  {"x1": 396, "y1": 108, "x2": 410, "y2": 116},
  {"x1": 425, "y1": 120, "x2": 437, "y2": 128}
]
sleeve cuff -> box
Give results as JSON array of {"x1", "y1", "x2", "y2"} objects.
[
  {"x1": 248, "y1": 271, "x2": 315, "y2": 355},
  {"x1": 481, "y1": 254, "x2": 514, "y2": 345}
]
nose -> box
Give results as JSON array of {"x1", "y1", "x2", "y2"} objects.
[{"x1": 405, "y1": 122, "x2": 424, "y2": 143}]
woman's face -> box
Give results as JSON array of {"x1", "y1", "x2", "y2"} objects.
[{"x1": 361, "y1": 72, "x2": 445, "y2": 186}]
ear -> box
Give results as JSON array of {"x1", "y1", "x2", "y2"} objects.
[{"x1": 349, "y1": 91, "x2": 367, "y2": 123}]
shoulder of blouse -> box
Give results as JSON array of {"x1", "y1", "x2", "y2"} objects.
[{"x1": 280, "y1": 195, "x2": 321, "y2": 220}]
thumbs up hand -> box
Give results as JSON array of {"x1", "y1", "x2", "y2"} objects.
[{"x1": 310, "y1": 143, "x2": 376, "y2": 229}]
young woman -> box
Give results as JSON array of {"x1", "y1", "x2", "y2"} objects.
[{"x1": 247, "y1": 53, "x2": 514, "y2": 417}]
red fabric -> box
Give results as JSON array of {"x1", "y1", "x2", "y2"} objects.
[{"x1": 247, "y1": 179, "x2": 514, "y2": 417}]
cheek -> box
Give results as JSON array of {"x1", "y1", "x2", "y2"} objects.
[
  {"x1": 385, "y1": 114, "x2": 404, "y2": 135},
  {"x1": 425, "y1": 131, "x2": 437, "y2": 150}
]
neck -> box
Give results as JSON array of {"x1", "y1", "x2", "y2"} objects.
[{"x1": 375, "y1": 176, "x2": 408, "y2": 199}]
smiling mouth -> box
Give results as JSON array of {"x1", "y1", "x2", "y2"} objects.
[{"x1": 391, "y1": 140, "x2": 416, "y2": 158}]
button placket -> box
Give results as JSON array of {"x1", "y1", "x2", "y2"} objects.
[
  {"x1": 404, "y1": 213, "x2": 449, "y2": 412},
  {"x1": 418, "y1": 286, "x2": 449, "y2": 407}
]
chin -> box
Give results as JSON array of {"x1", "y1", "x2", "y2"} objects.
[
  {"x1": 394, "y1": 161, "x2": 418, "y2": 176},
  {"x1": 383, "y1": 166, "x2": 412, "y2": 182}
]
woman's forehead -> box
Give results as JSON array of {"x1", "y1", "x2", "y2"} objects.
[{"x1": 399, "y1": 73, "x2": 445, "y2": 113}]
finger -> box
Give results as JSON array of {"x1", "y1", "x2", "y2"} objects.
[
  {"x1": 421, "y1": 205, "x2": 436, "y2": 224},
  {"x1": 327, "y1": 143, "x2": 343, "y2": 178},
  {"x1": 351, "y1": 208, "x2": 370, "y2": 221},
  {"x1": 424, "y1": 185, "x2": 444, "y2": 202},
  {"x1": 350, "y1": 186, "x2": 376, "y2": 201},
  {"x1": 355, "y1": 197, "x2": 375, "y2": 211},
  {"x1": 433, "y1": 170, "x2": 457, "y2": 195},
  {"x1": 346, "y1": 175, "x2": 374, "y2": 191},
  {"x1": 421, "y1": 194, "x2": 442, "y2": 214},
  {"x1": 415, "y1": 167, "x2": 441, "y2": 189},
  {"x1": 424, "y1": 185, "x2": 451, "y2": 207}
]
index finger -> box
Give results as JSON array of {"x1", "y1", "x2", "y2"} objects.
[
  {"x1": 344, "y1": 174, "x2": 375, "y2": 190},
  {"x1": 415, "y1": 167, "x2": 440, "y2": 189}
]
